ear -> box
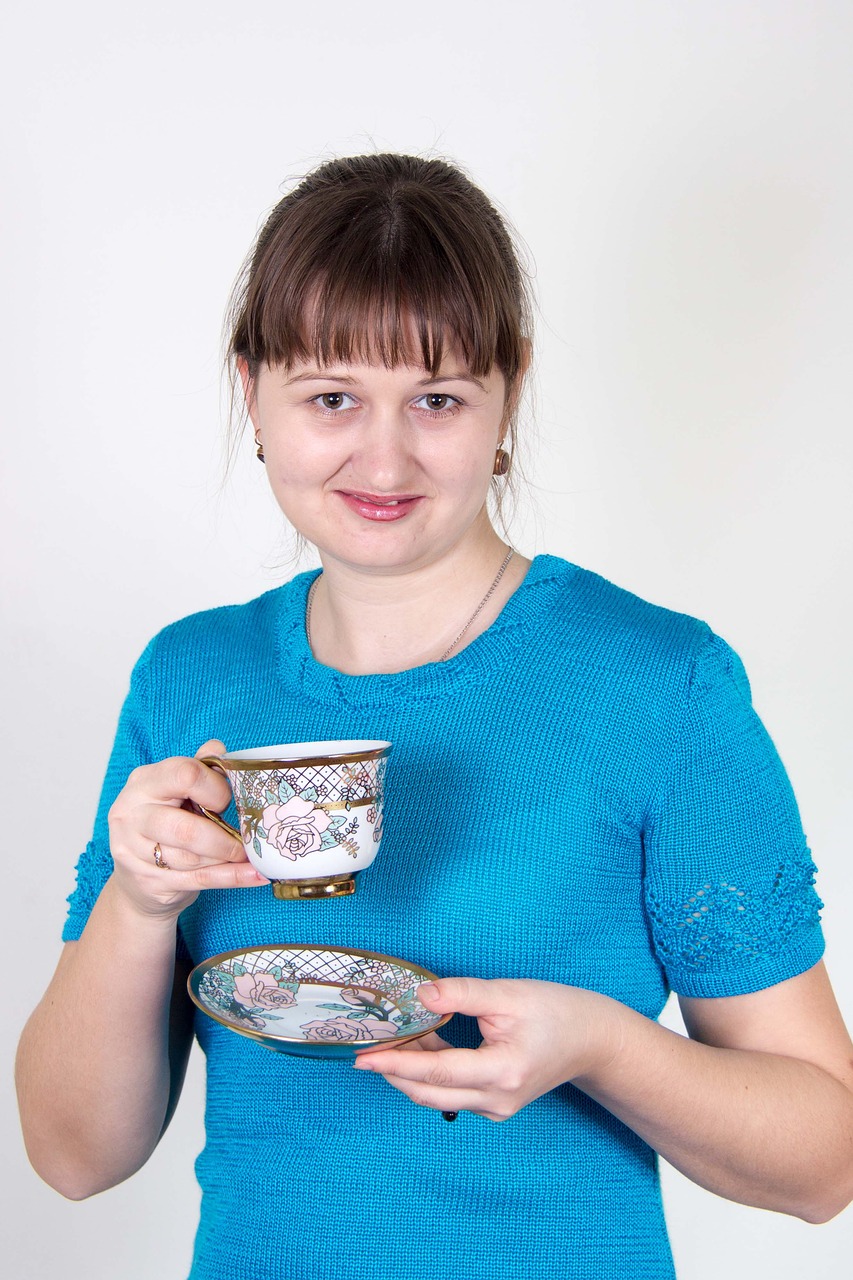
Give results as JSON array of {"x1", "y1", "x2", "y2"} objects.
[{"x1": 237, "y1": 357, "x2": 260, "y2": 429}]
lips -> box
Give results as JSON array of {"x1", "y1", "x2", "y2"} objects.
[{"x1": 338, "y1": 491, "x2": 423, "y2": 522}]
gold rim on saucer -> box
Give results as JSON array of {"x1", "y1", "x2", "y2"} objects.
[{"x1": 188, "y1": 943, "x2": 452, "y2": 1057}]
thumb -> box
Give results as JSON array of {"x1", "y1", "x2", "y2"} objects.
[
  {"x1": 417, "y1": 976, "x2": 514, "y2": 1017},
  {"x1": 195, "y1": 739, "x2": 226, "y2": 759}
]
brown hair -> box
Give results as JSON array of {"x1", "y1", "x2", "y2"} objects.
[{"x1": 225, "y1": 154, "x2": 533, "y2": 462}]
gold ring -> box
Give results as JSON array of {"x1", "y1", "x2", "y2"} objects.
[{"x1": 153, "y1": 842, "x2": 170, "y2": 870}]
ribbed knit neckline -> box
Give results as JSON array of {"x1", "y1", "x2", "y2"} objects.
[{"x1": 275, "y1": 553, "x2": 575, "y2": 710}]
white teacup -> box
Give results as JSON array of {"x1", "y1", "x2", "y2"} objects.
[{"x1": 199, "y1": 740, "x2": 391, "y2": 899}]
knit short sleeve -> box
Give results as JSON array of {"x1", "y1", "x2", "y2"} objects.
[
  {"x1": 63, "y1": 642, "x2": 157, "y2": 942},
  {"x1": 642, "y1": 631, "x2": 824, "y2": 998}
]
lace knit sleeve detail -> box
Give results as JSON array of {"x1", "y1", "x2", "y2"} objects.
[
  {"x1": 645, "y1": 852, "x2": 823, "y2": 988},
  {"x1": 642, "y1": 631, "x2": 824, "y2": 998}
]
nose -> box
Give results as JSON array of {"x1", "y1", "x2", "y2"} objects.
[{"x1": 350, "y1": 404, "x2": 416, "y2": 491}]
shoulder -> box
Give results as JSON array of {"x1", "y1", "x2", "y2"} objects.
[
  {"x1": 532, "y1": 555, "x2": 727, "y2": 670},
  {"x1": 121, "y1": 574, "x2": 316, "y2": 756},
  {"x1": 137, "y1": 572, "x2": 314, "y2": 679}
]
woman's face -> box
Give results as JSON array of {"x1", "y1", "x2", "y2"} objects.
[{"x1": 244, "y1": 351, "x2": 510, "y2": 575}]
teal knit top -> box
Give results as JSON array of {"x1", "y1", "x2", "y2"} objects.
[{"x1": 64, "y1": 555, "x2": 824, "y2": 1280}]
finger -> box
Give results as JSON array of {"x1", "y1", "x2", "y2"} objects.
[
  {"x1": 145, "y1": 860, "x2": 269, "y2": 890},
  {"x1": 139, "y1": 804, "x2": 242, "y2": 865},
  {"x1": 353, "y1": 1031, "x2": 449, "y2": 1058},
  {"x1": 191, "y1": 743, "x2": 245, "y2": 857},
  {"x1": 417, "y1": 977, "x2": 522, "y2": 1019},
  {"x1": 182, "y1": 860, "x2": 268, "y2": 889},
  {"x1": 131, "y1": 755, "x2": 234, "y2": 812},
  {"x1": 396, "y1": 1031, "x2": 452, "y2": 1053},
  {"x1": 354, "y1": 1044, "x2": 504, "y2": 1091},
  {"x1": 143, "y1": 840, "x2": 248, "y2": 875},
  {"x1": 362, "y1": 1069, "x2": 504, "y2": 1121}
]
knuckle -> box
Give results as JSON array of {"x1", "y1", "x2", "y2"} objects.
[
  {"x1": 109, "y1": 766, "x2": 146, "y2": 815},
  {"x1": 425, "y1": 1061, "x2": 453, "y2": 1088},
  {"x1": 107, "y1": 803, "x2": 139, "y2": 849},
  {"x1": 408, "y1": 1088, "x2": 434, "y2": 1110},
  {"x1": 449, "y1": 976, "x2": 473, "y2": 1006},
  {"x1": 170, "y1": 812, "x2": 198, "y2": 848},
  {"x1": 194, "y1": 862, "x2": 243, "y2": 890},
  {"x1": 193, "y1": 864, "x2": 218, "y2": 889},
  {"x1": 224, "y1": 864, "x2": 251, "y2": 887},
  {"x1": 172, "y1": 757, "x2": 202, "y2": 794},
  {"x1": 123, "y1": 764, "x2": 148, "y2": 791},
  {"x1": 489, "y1": 979, "x2": 520, "y2": 1011},
  {"x1": 107, "y1": 796, "x2": 126, "y2": 826}
]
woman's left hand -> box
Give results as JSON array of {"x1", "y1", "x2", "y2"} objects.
[
  {"x1": 354, "y1": 968, "x2": 853, "y2": 1221},
  {"x1": 352, "y1": 977, "x2": 627, "y2": 1121}
]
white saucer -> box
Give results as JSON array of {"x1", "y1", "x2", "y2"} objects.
[{"x1": 188, "y1": 944, "x2": 452, "y2": 1058}]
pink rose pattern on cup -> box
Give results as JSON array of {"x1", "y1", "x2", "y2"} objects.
[
  {"x1": 263, "y1": 796, "x2": 332, "y2": 860},
  {"x1": 234, "y1": 758, "x2": 386, "y2": 865},
  {"x1": 196, "y1": 950, "x2": 436, "y2": 1043}
]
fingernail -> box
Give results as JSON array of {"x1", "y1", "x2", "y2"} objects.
[
  {"x1": 353, "y1": 1059, "x2": 375, "y2": 1071},
  {"x1": 419, "y1": 981, "x2": 438, "y2": 1000}
]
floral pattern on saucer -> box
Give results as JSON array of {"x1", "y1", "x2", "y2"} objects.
[{"x1": 189, "y1": 945, "x2": 450, "y2": 1054}]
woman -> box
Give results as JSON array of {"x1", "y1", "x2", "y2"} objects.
[{"x1": 16, "y1": 154, "x2": 853, "y2": 1280}]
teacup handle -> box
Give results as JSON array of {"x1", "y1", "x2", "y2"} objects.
[{"x1": 196, "y1": 755, "x2": 242, "y2": 842}]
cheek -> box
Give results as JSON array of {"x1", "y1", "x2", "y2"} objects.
[
  {"x1": 262, "y1": 460, "x2": 317, "y2": 525},
  {"x1": 442, "y1": 440, "x2": 498, "y2": 496},
  {"x1": 262, "y1": 440, "x2": 350, "y2": 534},
  {"x1": 265, "y1": 437, "x2": 338, "y2": 489}
]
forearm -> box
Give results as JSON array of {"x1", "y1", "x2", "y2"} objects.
[
  {"x1": 574, "y1": 1004, "x2": 853, "y2": 1223},
  {"x1": 16, "y1": 876, "x2": 184, "y2": 1199}
]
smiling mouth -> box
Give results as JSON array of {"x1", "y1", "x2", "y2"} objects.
[{"x1": 338, "y1": 491, "x2": 422, "y2": 522}]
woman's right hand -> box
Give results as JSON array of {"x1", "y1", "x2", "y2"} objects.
[{"x1": 107, "y1": 738, "x2": 268, "y2": 919}]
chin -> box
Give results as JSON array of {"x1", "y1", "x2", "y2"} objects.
[{"x1": 314, "y1": 531, "x2": 447, "y2": 575}]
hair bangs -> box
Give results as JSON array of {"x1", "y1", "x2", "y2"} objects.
[{"x1": 246, "y1": 216, "x2": 504, "y2": 379}]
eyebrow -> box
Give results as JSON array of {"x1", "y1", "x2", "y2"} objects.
[
  {"x1": 283, "y1": 371, "x2": 360, "y2": 386},
  {"x1": 417, "y1": 372, "x2": 487, "y2": 391},
  {"x1": 283, "y1": 369, "x2": 487, "y2": 391}
]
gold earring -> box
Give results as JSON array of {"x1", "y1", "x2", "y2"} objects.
[
  {"x1": 493, "y1": 447, "x2": 510, "y2": 476},
  {"x1": 255, "y1": 435, "x2": 265, "y2": 464}
]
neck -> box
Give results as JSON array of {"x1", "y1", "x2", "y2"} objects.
[{"x1": 306, "y1": 526, "x2": 530, "y2": 675}]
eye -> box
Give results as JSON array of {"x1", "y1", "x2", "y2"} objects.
[
  {"x1": 312, "y1": 391, "x2": 357, "y2": 413},
  {"x1": 413, "y1": 393, "x2": 460, "y2": 416}
]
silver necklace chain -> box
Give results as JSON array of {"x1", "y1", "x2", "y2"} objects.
[
  {"x1": 304, "y1": 547, "x2": 515, "y2": 664},
  {"x1": 438, "y1": 547, "x2": 515, "y2": 660}
]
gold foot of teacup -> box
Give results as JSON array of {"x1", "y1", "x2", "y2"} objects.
[{"x1": 271, "y1": 873, "x2": 357, "y2": 900}]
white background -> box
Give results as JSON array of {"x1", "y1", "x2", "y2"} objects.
[{"x1": 2, "y1": 2, "x2": 851, "y2": 1276}]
